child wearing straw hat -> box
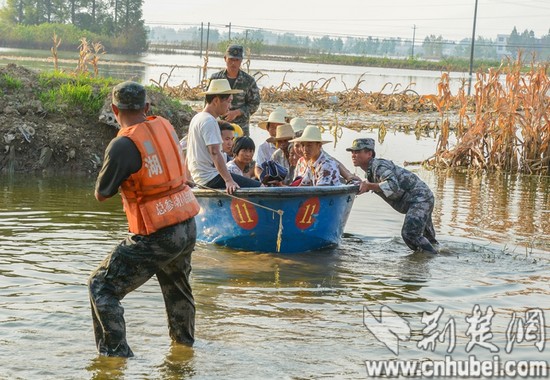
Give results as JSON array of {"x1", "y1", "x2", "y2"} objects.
[{"x1": 289, "y1": 125, "x2": 341, "y2": 186}]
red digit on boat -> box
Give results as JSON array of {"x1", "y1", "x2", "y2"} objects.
[
  {"x1": 295, "y1": 197, "x2": 320, "y2": 230},
  {"x1": 230, "y1": 199, "x2": 259, "y2": 229}
]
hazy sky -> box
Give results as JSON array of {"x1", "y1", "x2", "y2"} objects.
[{"x1": 142, "y1": 0, "x2": 550, "y2": 42}]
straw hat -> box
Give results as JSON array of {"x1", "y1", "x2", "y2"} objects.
[
  {"x1": 289, "y1": 117, "x2": 307, "y2": 133},
  {"x1": 289, "y1": 125, "x2": 331, "y2": 144},
  {"x1": 267, "y1": 123, "x2": 295, "y2": 143},
  {"x1": 199, "y1": 79, "x2": 243, "y2": 95},
  {"x1": 272, "y1": 106, "x2": 288, "y2": 118},
  {"x1": 258, "y1": 110, "x2": 286, "y2": 130}
]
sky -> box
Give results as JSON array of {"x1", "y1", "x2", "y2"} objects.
[{"x1": 142, "y1": 0, "x2": 550, "y2": 42}]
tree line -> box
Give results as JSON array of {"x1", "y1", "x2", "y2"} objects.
[
  {"x1": 149, "y1": 24, "x2": 550, "y2": 62},
  {"x1": 0, "y1": 0, "x2": 148, "y2": 53}
]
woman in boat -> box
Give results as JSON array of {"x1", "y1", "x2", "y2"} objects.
[
  {"x1": 289, "y1": 118, "x2": 359, "y2": 185},
  {"x1": 289, "y1": 125, "x2": 342, "y2": 186},
  {"x1": 227, "y1": 136, "x2": 259, "y2": 180}
]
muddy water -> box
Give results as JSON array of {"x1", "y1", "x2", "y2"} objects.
[
  {"x1": 1, "y1": 129, "x2": 549, "y2": 379},
  {"x1": 0, "y1": 47, "x2": 467, "y2": 94}
]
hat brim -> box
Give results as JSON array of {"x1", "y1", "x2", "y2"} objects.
[
  {"x1": 198, "y1": 89, "x2": 243, "y2": 96},
  {"x1": 267, "y1": 136, "x2": 293, "y2": 143},
  {"x1": 226, "y1": 54, "x2": 243, "y2": 59},
  {"x1": 289, "y1": 137, "x2": 332, "y2": 144}
]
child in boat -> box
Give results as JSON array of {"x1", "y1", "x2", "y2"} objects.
[
  {"x1": 269, "y1": 123, "x2": 295, "y2": 185},
  {"x1": 227, "y1": 136, "x2": 259, "y2": 180},
  {"x1": 218, "y1": 120, "x2": 235, "y2": 162}
]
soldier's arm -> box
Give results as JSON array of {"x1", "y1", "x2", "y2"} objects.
[{"x1": 240, "y1": 76, "x2": 261, "y2": 119}]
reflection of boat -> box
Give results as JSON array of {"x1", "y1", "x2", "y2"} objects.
[{"x1": 193, "y1": 185, "x2": 359, "y2": 254}]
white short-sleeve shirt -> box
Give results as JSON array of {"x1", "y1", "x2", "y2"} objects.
[{"x1": 186, "y1": 111, "x2": 222, "y2": 185}]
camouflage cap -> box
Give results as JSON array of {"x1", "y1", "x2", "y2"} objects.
[
  {"x1": 346, "y1": 138, "x2": 375, "y2": 151},
  {"x1": 225, "y1": 44, "x2": 244, "y2": 59},
  {"x1": 112, "y1": 81, "x2": 147, "y2": 110}
]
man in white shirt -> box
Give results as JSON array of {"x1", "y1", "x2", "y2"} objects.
[{"x1": 187, "y1": 79, "x2": 260, "y2": 194}]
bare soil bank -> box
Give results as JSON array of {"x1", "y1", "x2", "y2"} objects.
[{"x1": 0, "y1": 64, "x2": 195, "y2": 176}]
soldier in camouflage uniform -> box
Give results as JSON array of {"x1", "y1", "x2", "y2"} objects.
[
  {"x1": 347, "y1": 138, "x2": 439, "y2": 254},
  {"x1": 210, "y1": 44, "x2": 261, "y2": 136},
  {"x1": 88, "y1": 81, "x2": 198, "y2": 357}
]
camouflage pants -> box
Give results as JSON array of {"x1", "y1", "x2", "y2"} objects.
[
  {"x1": 401, "y1": 196, "x2": 438, "y2": 254},
  {"x1": 88, "y1": 218, "x2": 196, "y2": 357}
]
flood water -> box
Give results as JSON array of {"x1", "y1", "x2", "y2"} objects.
[
  {"x1": 1, "y1": 125, "x2": 549, "y2": 379},
  {"x1": 0, "y1": 46, "x2": 468, "y2": 94}
]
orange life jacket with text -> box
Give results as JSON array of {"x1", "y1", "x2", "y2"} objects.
[{"x1": 117, "y1": 116, "x2": 200, "y2": 235}]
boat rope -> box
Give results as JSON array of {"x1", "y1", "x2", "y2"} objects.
[{"x1": 188, "y1": 181, "x2": 284, "y2": 252}]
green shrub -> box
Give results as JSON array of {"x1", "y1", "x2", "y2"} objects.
[
  {"x1": 0, "y1": 73, "x2": 23, "y2": 90},
  {"x1": 38, "y1": 72, "x2": 115, "y2": 114}
]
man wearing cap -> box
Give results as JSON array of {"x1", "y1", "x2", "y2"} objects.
[
  {"x1": 186, "y1": 79, "x2": 261, "y2": 194},
  {"x1": 89, "y1": 81, "x2": 200, "y2": 357},
  {"x1": 347, "y1": 138, "x2": 439, "y2": 254},
  {"x1": 210, "y1": 44, "x2": 261, "y2": 136}
]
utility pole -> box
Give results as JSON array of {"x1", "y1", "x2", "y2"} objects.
[
  {"x1": 226, "y1": 22, "x2": 232, "y2": 40},
  {"x1": 199, "y1": 22, "x2": 203, "y2": 59},
  {"x1": 411, "y1": 24, "x2": 416, "y2": 59},
  {"x1": 468, "y1": 0, "x2": 479, "y2": 96}
]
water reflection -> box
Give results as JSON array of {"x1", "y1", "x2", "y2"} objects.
[
  {"x1": 434, "y1": 171, "x2": 550, "y2": 251},
  {"x1": 1, "y1": 166, "x2": 549, "y2": 378},
  {"x1": 87, "y1": 356, "x2": 128, "y2": 380},
  {"x1": 157, "y1": 343, "x2": 196, "y2": 380}
]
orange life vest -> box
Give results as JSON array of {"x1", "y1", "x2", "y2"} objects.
[{"x1": 117, "y1": 116, "x2": 200, "y2": 235}]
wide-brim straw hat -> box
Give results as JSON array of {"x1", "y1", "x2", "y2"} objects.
[
  {"x1": 267, "y1": 123, "x2": 295, "y2": 143},
  {"x1": 258, "y1": 110, "x2": 286, "y2": 130},
  {"x1": 289, "y1": 117, "x2": 307, "y2": 133},
  {"x1": 198, "y1": 79, "x2": 243, "y2": 96},
  {"x1": 272, "y1": 106, "x2": 288, "y2": 118},
  {"x1": 289, "y1": 125, "x2": 331, "y2": 144}
]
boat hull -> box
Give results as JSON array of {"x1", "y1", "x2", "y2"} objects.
[{"x1": 193, "y1": 185, "x2": 358, "y2": 253}]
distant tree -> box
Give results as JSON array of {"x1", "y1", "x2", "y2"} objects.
[
  {"x1": 314, "y1": 35, "x2": 334, "y2": 53},
  {"x1": 541, "y1": 30, "x2": 550, "y2": 60},
  {"x1": 507, "y1": 27, "x2": 521, "y2": 58},
  {"x1": 422, "y1": 34, "x2": 443, "y2": 58}
]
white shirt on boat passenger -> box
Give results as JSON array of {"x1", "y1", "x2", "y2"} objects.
[
  {"x1": 294, "y1": 150, "x2": 341, "y2": 186},
  {"x1": 186, "y1": 111, "x2": 223, "y2": 186},
  {"x1": 255, "y1": 141, "x2": 276, "y2": 168},
  {"x1": 226, "y1": 159, "x2": 244, "y2": 176}
]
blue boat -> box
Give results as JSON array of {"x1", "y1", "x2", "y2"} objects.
[{"x1": 193, "y1": 185, "x2": 359, "y2": 253}]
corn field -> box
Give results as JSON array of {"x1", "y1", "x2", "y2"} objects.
[
  {"x1": 150, "y1": 56, "x2": 549, "y2": 175},
  {"x1": 422, "y1": 56, "x2": 549, "y2": 175}
]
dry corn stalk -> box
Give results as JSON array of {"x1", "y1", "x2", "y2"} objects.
[{"x1": 425, "y1": 55, "x2": 549, "y2": 175}]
